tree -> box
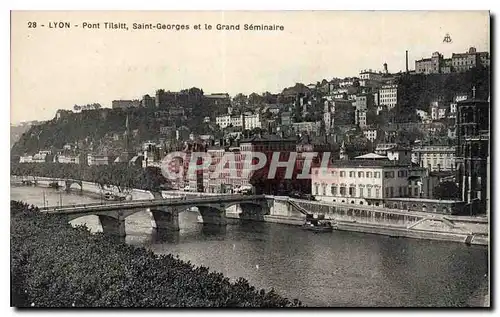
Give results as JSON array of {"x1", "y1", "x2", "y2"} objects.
[
  {"x1": 433, "y1": 181, "x2": 460, "y2": 200},
  {"x1": 397, "y1": 127, "x2": 424, "y2": 144},
  {"x1": 11, "y1": 201, "x2": 302, "y2": 307},
  {"x1": 140, "y1": 166, "x2": 169, "y2": 191},
  {"x1": 232, "y1": 93, "x2": 248, "y2": 106},
  {"x1": 251, "y1": 127, "x2": 263, "y2": 136},
  {"x1": 248, "y1": 93, "x2": 264, "y2": 105}
]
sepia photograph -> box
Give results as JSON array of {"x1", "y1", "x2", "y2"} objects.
[{"x1": 10, "y1": 10, "x2": 490, "y2": 308}]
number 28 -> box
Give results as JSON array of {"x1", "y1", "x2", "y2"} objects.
[{"x1": 28, "y1": 22, "x2": 37, "y2": 28}]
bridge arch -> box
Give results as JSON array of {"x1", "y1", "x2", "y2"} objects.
[
  {"x1": 65, "y1": 179, "x2": 83, "y2": 192},
  {"x1": 175, "y1": 200, "x2": 269, "y2": 224},
  {"x1": 66, "y1": 208, "x2": 143, "y2": 222}
]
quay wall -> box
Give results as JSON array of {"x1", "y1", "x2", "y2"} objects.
[{"x1": 264, "y1": 196, "x2": 488, "y2": 246}]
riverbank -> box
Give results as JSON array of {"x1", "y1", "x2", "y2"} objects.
[
  {"x1": 11, "y1": 176, "x2": 489, "y2": 246},
  {"x1": 10, "y1": 201, "x2": 302, "y2": 307},
  {"x1": 264, "y1": 196, "x2": 489, "y2": 246}
]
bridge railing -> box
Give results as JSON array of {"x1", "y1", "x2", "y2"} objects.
[{"x1": 40, "y1": 194, "x2": 265, "y2": 212}]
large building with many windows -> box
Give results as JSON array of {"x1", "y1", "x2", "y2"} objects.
[
  {"x1": 215, "y1": 113, "x2": 262, "y2": 130},
  {"x1": 411, "y1": 145, "x2": 456, "y2": 171},
  {"x1": 415, "y1": 47, "x2": 489, "y2": 74},
  {"x1": 311, "y1": 160, "x2": 411, "y2": 207},
  {"x1": 378, "y1": 84, "x2": 399, "y2": 110}
]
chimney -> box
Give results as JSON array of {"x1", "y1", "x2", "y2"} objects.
[{"x1": 405, "y1": 50, "x2": 409, "y2": 72}]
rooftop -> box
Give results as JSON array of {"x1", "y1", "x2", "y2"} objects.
[
  {"x1": 355, "y1": 153, "x2": 388, "y2": 160},
  {"x1": 239, "y1": 134, "x2": 298, "y2": 143},
  {"x1": 457, "y1": 98, "x2": 490, "y2": 105},
  {"x1": 323, "y1": 160, "x2": 412, "y2": 168}
]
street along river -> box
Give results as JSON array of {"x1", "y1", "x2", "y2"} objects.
[{"x1": 11, "y1": 185, "x2": 489, "y2": 307}]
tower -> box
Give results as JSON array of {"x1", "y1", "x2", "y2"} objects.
[
  {"x1": 455, "y1": 87, "x2": 489, "y2": 215},
  {"x1": 339, "y1": 141, "x2": 348, "y2": 160},
  {"x1": 121, "y1": 114, "x2": 135, "y2": 162},
  {"x1": 383, "y1": 63, "x2": 388, "y2": 74}
]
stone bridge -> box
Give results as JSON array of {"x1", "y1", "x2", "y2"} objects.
[{"x1": 40, "y1": 194, "x2": 270, "y2": 237}]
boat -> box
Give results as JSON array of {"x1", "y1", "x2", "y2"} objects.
[{"x1": 302, "y1": 214, "x2": 334, "y2": 233}]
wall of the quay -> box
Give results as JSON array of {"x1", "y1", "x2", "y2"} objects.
[{"x1": 266, "y1": 196, "x2": 488, "y2": 246}]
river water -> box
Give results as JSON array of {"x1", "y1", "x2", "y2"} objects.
[{"x1": 11, "y1": 185, "x2": 489, "y2": 307}]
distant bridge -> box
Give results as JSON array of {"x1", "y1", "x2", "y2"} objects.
[{"x1": 15, "y1": 176, "x2": 83, "y2": 192}]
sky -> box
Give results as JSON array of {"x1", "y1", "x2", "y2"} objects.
[{"x1": 11, "y1": 11, "x2": 490, "y2": 124}]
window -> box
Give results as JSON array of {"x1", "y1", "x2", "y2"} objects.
[
  {"x1": 331, "y1": 171, "x2": 337, "y2": 176},
  {"x1": 414, "y1": 187, "x2": 419, "y2": 196},
  {"x1": 390, "y1": 187, "x2": 394, "y2": 197},
  {"x1": 340, "y1": 186, "x2": 346, "y2": 196},
  {"x1": 340, "y1": 171, "x2": 346, "y2": 177},
  {"x1": 349, "y1": 187, "x2": 355, "y2": 196},
  {"x1": 376, "y1": 188, "x2": 380, "y2": 198},
  {"x1": 358, "y1": 171, "x2": 364, "y2": 178},
  {"x1": 367, "y1": 187, "x2": 372, "y2": 197},
  {"x1": 374, "y1": 172, "x2": 381, "y2": 178},
  {"x1": 331, "y1": 185, "x2": 337, "y2": 196},
  {"x1": 399, "y1": 186, "x2": 403, "y2": 196},
  {"x1": 322, "y1": 184, "x2": 327, "y2": 196},
  {"x1": 314, "y1": 183, "x2": 319, "y2": 195},
  {"x1": 359, "y1": 187, "x2": 364, "y2": 197},
  {"x1": 366, "y1": 172, "x2": 372, "y2": 178},
  {"x1": 349, "y1": 171, "x2": 355, "y2": 178},
  {"x1": 384, "y1": 171, "x2": 394, "y2": 178}
]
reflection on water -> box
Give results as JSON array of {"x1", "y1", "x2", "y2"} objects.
[{"x1": 11, "y1": 185, "x2": 489, "y2": 307}]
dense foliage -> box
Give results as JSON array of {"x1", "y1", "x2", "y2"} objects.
[
  {"x1": 11, "y1": 163, "x2": 169, "y2": 192},
  {"x1": 396, "y1": 66, "x2": 490, "y2": 121},
  {"x1": 11, "y1": 201, "x2": 302, "y2": 307}
]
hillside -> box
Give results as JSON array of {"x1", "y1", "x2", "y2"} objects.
[
  {"x1": 11, "y1": 67, "x2": 490, "y2": 155},
  {"x1": 11, "y1": 124, "x2": 32, "y2": 148},
  {"x1": 396, "y1": 66, "x2": 490, "y2": 117},
  {"x1": 11, "y1": 102, "x2": 219, "y2": 156}
]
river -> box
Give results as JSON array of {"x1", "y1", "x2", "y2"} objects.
[{"x1": 11, "y1": 185, "x2": 489, "y2": 307}]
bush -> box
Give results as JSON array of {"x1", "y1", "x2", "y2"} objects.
[{"x1": 10, "y1": 201, "x2": 302, "y2": 308}]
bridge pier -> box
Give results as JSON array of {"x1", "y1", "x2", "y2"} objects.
[
  {"x1": 198, "y1": 206, "x2": 227, "y2": 226},
  {"x1": 239, "y1": 203, "x2": 267, "y2": 221},
  {"x1": 98, "y1": 215, "x2": 126, "y2": 237},
  {"x1": 150, "y1": 208, "x2": 180, "y2": 232}
]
